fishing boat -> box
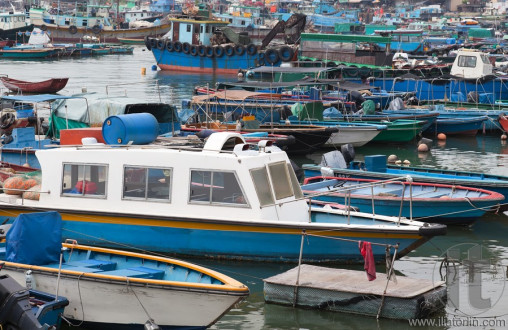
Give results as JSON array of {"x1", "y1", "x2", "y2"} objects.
[
  {"x1": 147, "y1": 6, "x2": 301, "y2": 73},
  {"x1": 0, "y1": 11, "x2": 34, "y2": 41},
  {"x1": 0, "y1": 211, "x2": 249, "y2": 329},
  {"x1": 301, "y1": 176, "x2": 504, "y2": 224},
  {"x1": 0, "y1": 132, "x2": 446, "y2": 263},
  {"x1": 28, "y1": 5, "x2": 171, "y2": 43},
  {"x1": 303, "y1": 153, "x2": 508, "y2": 207},
  {"x1": 424, "y1": 115, "x2": 489, "y2": 136},
  {"x1": 117, "y1": 37, "x2": 146, "y2": 45},
  {"x1": 0, "y1": 47, "x2": 61, "y2": 59},
  {"x1": 0, "y1": 77, "x2": 69, "y2": 94},
  {"x1": 366, "y1": 119, "x2": 427, "y2": 143},
  {"x1": 500, "y1": 113, "x2": 508, "y2": 131}
]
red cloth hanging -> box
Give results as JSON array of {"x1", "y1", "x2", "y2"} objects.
[{"x1": 359, "y1": 241, "x2": 376, "y2": 281}]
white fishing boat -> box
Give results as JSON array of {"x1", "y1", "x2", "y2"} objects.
[
  {"x1": 0, "y1": 130, "x2": 446, "y2": 263},
  {"x1": 0, "y1": 211, "x2": 249, "y2": 329}
]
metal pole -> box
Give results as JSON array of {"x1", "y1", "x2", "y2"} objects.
[
  {"x1": 377, "y1": 244, "x2": 398, "y2": 319},
  {"x1": 293, "y1": 229, "x2": 306, "y2": 307}
]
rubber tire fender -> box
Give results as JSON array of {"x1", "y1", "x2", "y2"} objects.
[
  {"x1": 213, "y1": 46, "x2": 224, "y2": 57},
  {"x1": 0, "y1": 112, "x2": 15, "y2": 129},
  {"x1": 92, "y1": 25, "x2": 101, "y2": 35},
  {"x1": 205, "y1": 46, "x2": 214, "y2": 58},
  {"x1": 190, "y1": 45, "x2": 198, "y2": 56},
  {"x1": 234, "y1": 45, "x2": 245, "y2": 56},
  {"x1": 264, "y1": 48, "x2": 279, "y2": 65},
  {"x1": 198, "y1": 45, "x2": 206, "y2": 57},
  {"x1": 165, "y1": 40, "x2": 174, "y2": 52},
  {"x1": 278, "y1": 46, "x2": 294, "y2": 62},
  {"x1": 156, "y1": 39, "x2": 165, "y2": 50},
  {"x1": 144, "y1": 36, "x2": 152, "y2": 50},
  {"x1": 69, "y1": 25, "x2": 78, "y2": 35},
  {"x1": 182, "y1": 42, "x2": 191, "y2": 54},
  {"x1": 224, "y1": 45, "x2": 234, "y2": 56},
  {"x1": 246, "y1": 43, "x2": 257, "y2": 56},
  {"x1": 173, "y1": 41, "x2": 182, "y2": 52}
]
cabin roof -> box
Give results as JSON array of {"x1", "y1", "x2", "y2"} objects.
[{"x1": 1, "y1": 94, "x2": 75, "y2": 103}]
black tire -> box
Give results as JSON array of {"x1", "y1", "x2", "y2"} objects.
[
  {"x1": 246, "y1": 43, "x2": 257, "y2": 56},
  {"x1": 182, "y1": 42, "x2": 190, "y2": 54},
  {"x1": 69, "y1": 25, "x2": 78, "y2": 35},
  {"x1": 278, "y1": 46, "x2": 293, "y2": 62},
  {"x1": 205, "y1": 46, "x2": 214, "y2": 58},
  {"x1": 258, "y1": 52, "x2": 265, "y2": 66},
  {"x1": 234, "y1": 45, "x2": 245, "y2": 56},
  {"x1": 165, "y1": 40, "x2": 173, "y2": 51},
  {"x1": 213, "y1": 46, "x2": 224, "y2": 57},
  {"x1": 198, "y1": 45, "x2": 206, "y2": 57},
  {"x1": 173, "y1": 41, "x2": 182, "y2": 52},
  {"x1": 144, "y1": 36, "x2": 152, "y2": 50},
  {"x1": 157, "y1": 39, "x2": 165, "y2": 50},
  {"x1": 224, "y1": 45, "x2": 234, "y2": 56},
  {"x1": 325, "y1": 61, "x2": 337, "y2": 67},
  {"x1": 264, "y1": 48, "x2": 279, "y2": 65},
  {"x1": 190, "y1": 45, "x2": 198, "y2": 56},
  {"x1": 40, "y1": 24, "x2": 47, "y2": 31},
  {"x1": 92, "y1": 25, "x2": 101, "y2": 34},
  {"x1": 150, "y1": 38, "x2": 157, "y2": 49}
]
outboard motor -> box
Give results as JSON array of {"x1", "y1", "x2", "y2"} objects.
[
  {"x1": 341, "y1": 143, "x2": 355, "y2": 166},
  {"x1": 0, "y1": 274, "x2": 49, "y2": 330}
]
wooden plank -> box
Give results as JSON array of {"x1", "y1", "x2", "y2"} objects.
[{"x1": 264, "y1": 264, "x2": 444, "y2": 299}]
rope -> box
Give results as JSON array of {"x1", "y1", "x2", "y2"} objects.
[
  {"x1": 127, "y1": 278, "x2": 155, "y2": 323},
  {"x1": 60, "y1": 273, "x2": 85, "y2": 327}
]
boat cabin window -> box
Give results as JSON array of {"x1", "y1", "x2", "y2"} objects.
[
  {"x1": 206, "y1": 25, "x2": 210, "y2": 33},
  {"x1": 268, "y1": 162, "x2": 293, "y2": 200},
  {"x1": 123, "y1": 166, "x2": 172, "y2": 201},
  {"x1": 61, "y1": 163, "x2": 108, "y2": 197},
  {"x1": 250, "y1": 167, "x2": 274, "y2": 207},
  {"x1": 186, "y1": 24, "x2": 191, "y2": 32},
  {"x1": 481, "y1": 54, "x2": 490, "y2": 64},
  {"x1": 287, "y1": 163, "x2": 303, "y2": 199},
  {"x1": 189, "y1": 170, "x2": 247, "y2": 206},
  {"x1": 457, "y1": 55, "x2": 477, "y2": 68}
]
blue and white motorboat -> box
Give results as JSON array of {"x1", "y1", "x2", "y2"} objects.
[
  {"x1": 423, "y1": 115, "x2": 488, "y2": 136},
  {"x1": 0, "y1": 211, "x2": 249, "y2": 329},
  {"x1": 303, "y1": 153, "x2": 508, "y2": 207},
  {"x1": 301, "y1": 176, "x2": 504, "y2": 224},
  {"x1": 0, "y1": 132, "x2": 446, "y2": 263}
]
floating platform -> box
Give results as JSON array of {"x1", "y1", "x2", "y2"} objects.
[{"x1": 264, "y1": 264, "x2": 446, "y2": 320}]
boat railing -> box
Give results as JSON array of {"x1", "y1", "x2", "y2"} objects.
[
  {"x1": 304, "y1": 175, "x2": 414, "y2": 223},
  {"x1": 105, "y1": 80, "x2": 163, "y2": 102}
]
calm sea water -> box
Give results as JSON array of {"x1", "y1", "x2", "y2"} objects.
[{"x1": 2, "y1": 47, "x2": 508, "y2": 329}]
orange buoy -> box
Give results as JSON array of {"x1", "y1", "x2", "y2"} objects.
[
  {"x1": 418, "y1": 144, "x2": 429, "y2": 152},
  {"x1": 501, "y1": 134, "x2": 507, "y2": 140},
  {"x1": 437, "y1": 133, "x2": 447, "y2": 140}
]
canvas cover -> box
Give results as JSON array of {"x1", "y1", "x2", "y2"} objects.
[{"x1": 6, "y1": 212, "x2": 62, "y2": 265}]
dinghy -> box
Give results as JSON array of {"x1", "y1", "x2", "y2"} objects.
[{"x1": 0, "y1": 212, "x2": 249, "y2": 329}]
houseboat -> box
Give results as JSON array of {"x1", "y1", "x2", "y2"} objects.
[{"x1": 0, "y1": 132, "x2": 446, "y2": 263}]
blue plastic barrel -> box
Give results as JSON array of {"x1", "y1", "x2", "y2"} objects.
[{"x1": 102, "y1": 113, "x2": 159, "y2": 145}]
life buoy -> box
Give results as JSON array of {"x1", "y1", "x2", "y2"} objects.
[
  {"x1": 278, "y1": 46, "x2": 293, "y2": 62},
  {"x1": 92, "y1": 25, "x2": 101, "y2": 35},
  {"x1": 0, "y1": 112, "x2": 15, "y2": 129},
  {"x1": 173, "y1": 41, "x2": 182, "y2": 52},
  {"x1": 182, "y1": 42, "x2": 191, "y2": 54},
  {"x1": 224, "y1": 45, "x2": 234, "y2": 56},
  {"x1": 144, "y1": 36, "x2": 152, "y2": 50},
  {"x1": 150, "y1": 38, "x2": 157, "y2": 49},
  {"x1": 264, "y1": 48, "x2": 279, "y2": 65},
  {"x1": 234, "y1": 45, "x2": 245, "y2": 56},
  {"x1": 213, "y1": 46, "x2": 224, "y2": 57},
  {"x1": 165, "y1": 40, "x2": 173, "y2": 52},
  {"x1": 205, "y1": 46, "x2": 214, "y2": 58},
  {"x1": 157, "y1": 39, "x2": 165, "y2": 50},
  {"x1": 69, "y1": 25, "x2": 78, "y2": 35},
  {"x1": 198, "y1": 45, "x2": 206, "y2": 57},
  {"x1": 190, "y1": 45, "x2": 198, "y2": 56},
  {"x1": 246, "y1": 43, "x2": 257, "y2": 56},
  {"x1": 40, "y1": 24, "x2": 47, "y2": 31}
]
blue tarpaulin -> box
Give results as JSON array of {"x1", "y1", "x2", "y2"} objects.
[{"x1": 6, "y1": 212, "x2": 62, "y2": 265}]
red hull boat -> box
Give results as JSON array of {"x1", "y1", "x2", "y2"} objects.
[
  {"x1": 0, "y1": 77, "x2": 69, "y2": 93},
  {"x1": 500, "y1": 114, "x2": 508, "y2": 132}
]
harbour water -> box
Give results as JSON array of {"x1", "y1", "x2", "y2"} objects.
[{"x1": 1, "y1": 48, "x2": 508, "y2": 329}]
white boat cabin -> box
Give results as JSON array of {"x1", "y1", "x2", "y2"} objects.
[
  {"x1": 0, "y1": 12, "x2": 29, "y2": 30},
  {"x1": 165, "y1": 17, "x2": 228, "y2": 46},
  {"x1": 10, "y1": 133, "x2": 310, "y2": 223},
  {"x1": 450, "y1": 49, "x2": 493, "y2": 79}
]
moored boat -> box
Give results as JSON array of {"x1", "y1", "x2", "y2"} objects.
[
  {"x1": 0, "y1": 77, "x2": 69, "y2": 94},
  {"x1": 424, "y1": 115, "x2": 488, "y2": 136},
  {"x1": 302, "y1": 176, "x2": 504, "y2": 224},
  {"x1": 303, "y1": 153, "x2": 508, "y2": 207},
  {"x1": 0, "y1": 132, "x2": 446, "y2": 263},
  {"x1": 0, "y1": 211, "x2": 249, "y2": 329}
]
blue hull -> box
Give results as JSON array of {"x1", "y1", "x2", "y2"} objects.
[
  {"x1": 151, "y1": 47, "x2": 269, "y2": 73},
  {"x1": 58, "y1": 218, "x2": 422, "y2": 263},
  {"x1": 352, "y1": 78, "x2": 508, "y2": 103},
  {"x1": 425, "y1": 116, "x2": 488, "y2": 135}
]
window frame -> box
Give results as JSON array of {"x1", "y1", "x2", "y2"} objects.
[
  {"x1": 122, "y1": 165, "x2": 173, "y2": 202},
  {"x1": 267, "y1": 161, "x2": 294, "y2": 200},
  {"x1": 188, "y1": 169, "x2": 249, "y2": 207},
  {"x1": 61, "y1": 162, "x2": 108, "y2": 199}
]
